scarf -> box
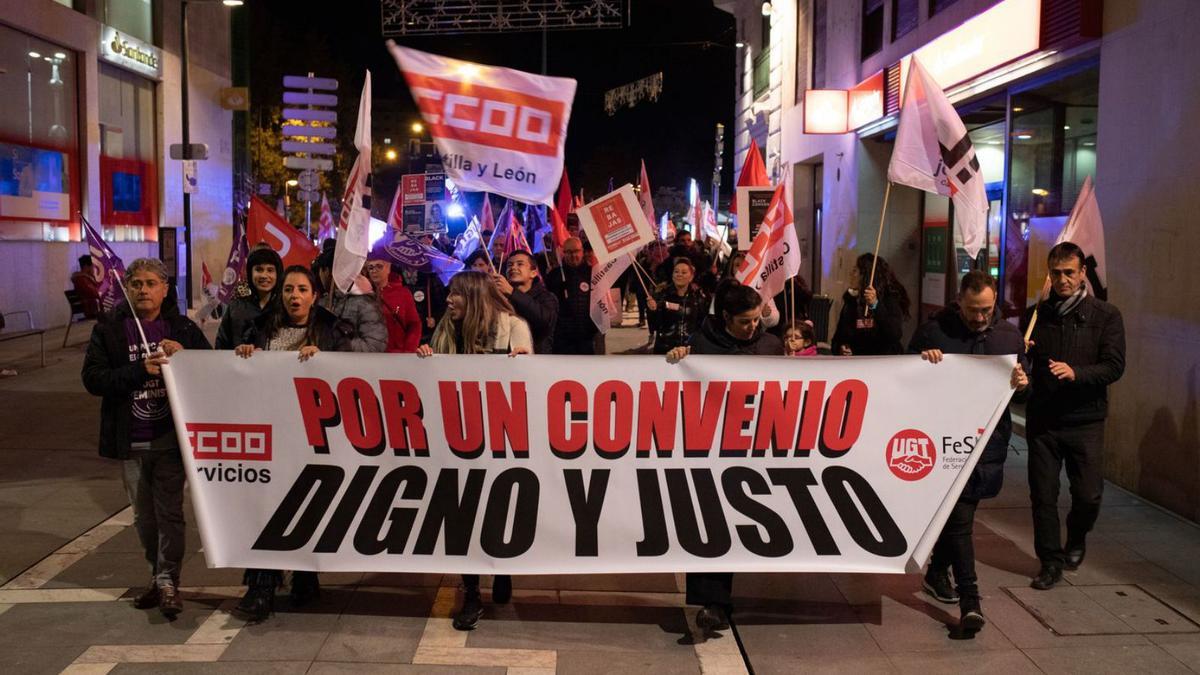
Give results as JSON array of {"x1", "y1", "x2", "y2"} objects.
[{"x1": 1054, "y1": 282, "x2": 1088, "y2": 317}]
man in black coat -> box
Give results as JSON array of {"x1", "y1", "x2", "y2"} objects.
[
  {"x1": 81, "y1": 258, "x2": 211, "y2": 618},
  {"x1": 493, "y1": 250, "x2": 558, "y2": 354},
  {"x1": 909, "y1": 271, "x2": 1029, "y2": 634},
  {"x1": 1024, "y1": 242, "x2": 1125, "y2": 590},
  {"x1": 546, "y1": 237, "x2": 599, "y2": 354}
]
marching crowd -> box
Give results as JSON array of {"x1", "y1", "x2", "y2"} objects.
[{"x1": 80, "y1": 215, "x2": 1123, "y2": 640}]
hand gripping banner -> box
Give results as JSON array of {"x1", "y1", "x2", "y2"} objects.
[{"x1": 163, "y1": 353, "x2": 1015, "y2": 575}]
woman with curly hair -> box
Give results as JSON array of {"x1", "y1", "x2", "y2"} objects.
[{"x1": 831, "y1": 253, "x2": 911, "y2": 356}]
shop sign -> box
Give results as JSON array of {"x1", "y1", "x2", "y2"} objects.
[
  {"x1": 99, "y1": 25, "x2": 162, "y2": 80},
  {"x1": 802, "y1": 89, "x2": 849, "y2": 135}
]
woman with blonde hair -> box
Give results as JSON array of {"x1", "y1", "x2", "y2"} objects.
[
  {"x1": 416, "y1": 270, "x2": 531, "y2": 630},
  {"x1": 420, "y1": 270, "x2": 533, "y2": 356}
]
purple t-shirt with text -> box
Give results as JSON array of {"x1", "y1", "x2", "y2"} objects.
[{"x1": 125, "y1": 318, "x2": 173, "y2": 443}]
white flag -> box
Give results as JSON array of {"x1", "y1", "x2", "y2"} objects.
[
  {"x1": 1056, "y1": 175, "x2": 1106, "y2": 291},
  {"x1": 637, "y1": 160, "x2": 655, "y2": 226},
  {"x1": 734, "y1": 182, "x2": 801, "y2": 303},
  {"x1": 700, "y1": 200, "x2": 720, "y2": 241},
  {"x1": 589, "y1": 255, "x2": 632, "y2": 333},
  {"x1": 388, "y1": 43, "x2": 576, "y2": 206},
  {"x1": 333, "y1": 71, "x2": 373, "y2": 293},
  {"x1": 888, "y1": 56, "x2": 988, "y2": 258}
]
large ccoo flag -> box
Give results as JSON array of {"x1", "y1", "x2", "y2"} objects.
[
  {"x1": 888, "y1": 56, "x2": 988, "y2": 258},
  {"x1": 333, "y1": 71, "x2": 373, "y2": 293},
  {"x1": 1055, "y1": 175, "x2": 1107, "y2": 297},
  {"x1": 388, "y1": 43, "x2": 577, "y2": 206},
  {"x1": 735, "y1": 182, "x2": 801, "y2": 303}
]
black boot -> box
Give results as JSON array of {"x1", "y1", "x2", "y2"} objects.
[
  {"x1": 922, "y1": 567, "x2": 958, "y2": 604},
  {"x1": 234, "y1": 585, "x2": 275, "y2": 623},
  {"x1": 290, "y1": 571, "x2": 321, "y2": 607},
  {"x1": 132, "y1": 582, "x2": 160, "y2": 610},
  {"x1": 452, "y1": 587, "x2": 484, "y2": 631},
  {"x1": 959, "y1": 596, "x2": 985, "y2": 634},
  {"x1": 1030, "y1": 564, "x2": 1063, "y2": 590},
  {"x1": 696, "y1": 604, "x2": 729, "y2": 632},
  {"x1": 1064, "y1": 536, "x2": 1087, "y2": 571}
]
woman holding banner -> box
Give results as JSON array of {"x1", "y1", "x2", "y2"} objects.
[
  {"x1": 648, "y1": 257, "x2": 707, "y2": 355},
  {"x1": 416, "y1": 270, "x2": 532, "y2": 630},
  {"x1": 665, "y1": 281, "x2": 783, "y2": 635},
  {"x1": 831, "y1": 253, "x2": 910, "y2": 356},
  {"x1": 231, "y1": 265, "x2": 354, "y2": 622}
]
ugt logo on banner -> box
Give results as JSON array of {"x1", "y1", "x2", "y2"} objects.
[{"x1": 388, "y1": 43, "x2": 577, "y2": 207}]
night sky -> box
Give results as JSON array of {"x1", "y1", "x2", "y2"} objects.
[{"x1": 247, "y1": 0, "x2": 735, "y2": 202}]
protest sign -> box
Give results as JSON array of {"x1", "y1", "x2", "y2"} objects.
[
  {"x1": 165, "y1": 352, "x2": 1015, "y2": 575},
  {"x1": 576, "y1": 184, "x2": 656, "y2": 265}
]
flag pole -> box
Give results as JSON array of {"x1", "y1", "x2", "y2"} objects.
[
  {"x1": 627, "y1": 253, "x2": 652, "y2": 298},
  {"x1": 865, "y1": 182, "x2": 893, "y2": 316},
  {"x1": 111, "y1": 269, "x2": 152, "y2": 357}
]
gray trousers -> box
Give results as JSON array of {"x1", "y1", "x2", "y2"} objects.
[{"x1": 122, "y1": 448, "x2": 186, "y2": 587}]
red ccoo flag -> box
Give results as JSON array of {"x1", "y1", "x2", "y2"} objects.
[{"x1": 247, "y1": 196, "x2": 319, "y2": 269}]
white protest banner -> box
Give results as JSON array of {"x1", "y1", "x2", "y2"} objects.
[
  {"x1": 388, "y1": 43, "x2": 576, "y2": 206},
  {"x1": 164, "y1": 352, "x2": 1015, "y2": 575},
  {"x1": 576, "y1": 184, "x2": 656, "y2": 265}
]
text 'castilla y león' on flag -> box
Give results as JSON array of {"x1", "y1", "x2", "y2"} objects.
[
  {"x1": 887, "y1": 56, "x2": 988, "y2": 258},
  {"x1": 387, "y1": 42, "x2": 577, "y2": 207}
]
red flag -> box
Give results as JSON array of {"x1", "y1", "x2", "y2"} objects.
[
  {"x1": 731, "y1": 142, "x2": 770, "y2": 214},
  {"x1": 247, "y1": 196, "x2": 319, "y2": 269},
  {"x1": 734, "y1": 183, "x2": 800, "y2": 302},
  {"x1": 549, "y1": 207, "x2": 570, "y2": 249},
  {"x1": 201, "y1": 261, "x2": 213, "y2": 288},
  {"x1": 556, "y1": 170, "x2": 574, "y2": 217},
  {"x1": 386, "y1": 184, "x2": 402, "y2": 231},
  {"x1": 480, "y1": 195, "x2": 495, "y2": 240}
]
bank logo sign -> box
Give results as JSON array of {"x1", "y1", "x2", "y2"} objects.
[{"x1": 99, "y1": 25, "x2": 162, "y2": 80}]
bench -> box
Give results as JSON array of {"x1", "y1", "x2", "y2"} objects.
[{"x1": 0, "y1": 311, "x2": 46, "y2": 368}]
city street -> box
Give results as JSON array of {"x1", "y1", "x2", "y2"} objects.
[{"x1": 1, "y1": 321, "x2": 1198, "y2": 674}]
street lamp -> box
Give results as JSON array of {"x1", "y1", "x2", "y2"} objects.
[
  {"x1": 179, "y1": 0, "x2": 244, "y2": 308},
  {"x1": 411, "y1": 121, "x2": 424, "y2": 134}
]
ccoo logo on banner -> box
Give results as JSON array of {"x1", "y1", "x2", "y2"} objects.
[
  {"x1": 163, "y1": 352, "x2": 1015, "y2": 575},
  {"x1": 388, "y1": 43, "x2": 576, "y2": 207}
]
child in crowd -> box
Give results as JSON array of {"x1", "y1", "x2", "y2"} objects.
[{"x1": 783, "y1": 320, "x2": 818, "y2": 356}]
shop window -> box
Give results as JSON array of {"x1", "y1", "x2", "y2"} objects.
[
  {"x1": 892, "y1": 0, "x2": 918, "y2": 40},
  {"x1": 862, "y1": 0, "x2": 884, "y2": 60},
  {"x1": 104, "y1": 0, "x2": 154, "y2": 45},
  {"x1": 930, "y1": 0, "x2": 960, "y2": 16},
  {"x1": 811, "y1": 0, "x2": 827, "y2": 89},
  {"x1": 1002, "y1": 67, "x2": 1100, "y2": 320},
  {"x1": 99, "y1": 63, "x2": 157, "y2": 241},
  {"x1": 0, "y1": 24, "x2": 80, "y2": 242}
]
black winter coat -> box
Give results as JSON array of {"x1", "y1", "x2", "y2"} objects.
[
  {"x1": 81, "y1": 303, "x2": 211, "y2": 460},
  {"x1": 652, "y1": 285, "x2": 708, "y2": 354},
  {"x1": 689, "y1": 316, "x2": 784, "y2": 356},
  {"x1": 831, "y1": 289, "x2": 905, "y2": 355},
  {"x1": 908, "y1": 305, "x2": 1028, "y2": 500},
  {"x1": 215, "y1": 294, "x2": 268, "y2": 349},
  {"x1": 242, "y1": 305, "x2": 355, "y2": 353},
  {"x1": 1024, "y1": 294, "x2": 1125, "y2": 426},
  {"x1": 509, "y1": 280, "x2": 558, "y2": 354},
  {"x1": 546, "y1": 264, "x2": 598, "y2": 345}
]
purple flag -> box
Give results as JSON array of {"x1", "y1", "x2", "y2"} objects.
[
  {"x1": 488, "y1": 199, "x2": 514, "y2": 253},
  {"x1": 369, "y1": 235, "x2": 464, "y2": 285},
  {"x1": 217, "y1": 219, "x2": 248, "y2": 304},
  {"x1": 83, "y1": 215, "x2": 126, "y2": 312}
]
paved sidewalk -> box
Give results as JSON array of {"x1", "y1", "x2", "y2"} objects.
[{"x1": 0, "y1": 321, "x2": 1198, "y2": 674}]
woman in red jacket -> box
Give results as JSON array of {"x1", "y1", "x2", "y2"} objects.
[{"x1": 365, "y1": 260, "x2": 421, "y2": 353}]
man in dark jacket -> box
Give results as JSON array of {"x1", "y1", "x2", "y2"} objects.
[
  {"x1": 81, "y1": 258, "x2": 211, "y2": 618},
  {"x1": 494, "y1": 250, "x2": 558, "y2": 354},
  {"x1": 909, "y1": 271, "x2": 1029, "y2": 634},
  {"x1": 546, "y1": 237, "x2": 598, "y2": 354},
  {"x1": 665, "y1": 282, "x2": 782, "y2": 638},
  {"x1": 1025, "y1": 242, "x2": 1125, "y2": 590}
]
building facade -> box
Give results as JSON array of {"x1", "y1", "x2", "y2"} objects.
[
  {"x1": 0, "y1": 0, "x2": 234, "y2": 329},
  {"x1": 719, "y1": 0, "x2": 1200, "y2": 522}
]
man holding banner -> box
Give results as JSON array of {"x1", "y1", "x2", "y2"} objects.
[
  {"x1": 82, "y1": 258, "x2": 211, "y2": 619},
  {"x1": 909, "y1": 271, "x2": 1028, "y2": 633},
  {"x1": 1025, "y1": 242, "x2": 1125, "y2": 590}
]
